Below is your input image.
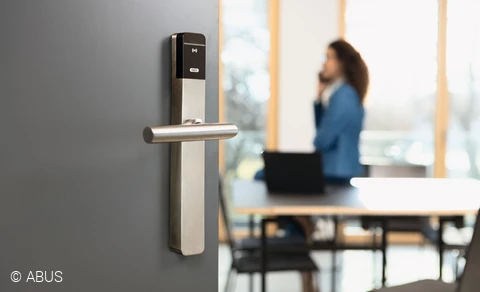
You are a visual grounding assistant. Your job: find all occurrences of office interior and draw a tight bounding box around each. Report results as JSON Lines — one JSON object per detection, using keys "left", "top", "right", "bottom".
{"left": 218, "top": 0, "right": 480, "bottom": 291}
{"left": 2, "top": 0, "right": 480, "bottom": 291}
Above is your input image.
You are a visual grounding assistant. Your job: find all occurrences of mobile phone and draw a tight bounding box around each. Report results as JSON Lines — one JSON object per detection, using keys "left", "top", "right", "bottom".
{"left": 318, "top": 71, "right": 328, "bottom": 83}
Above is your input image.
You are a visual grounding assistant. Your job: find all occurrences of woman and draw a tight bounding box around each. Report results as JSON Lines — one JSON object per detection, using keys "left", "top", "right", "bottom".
{"left": 254, "top": 39, "right": 369, "bottom": 238}
{"left": 256, "top": 39, "right": 368, "bottom": 184}
{"left": 313, "top": 39, "right": 368, "bottom": 183}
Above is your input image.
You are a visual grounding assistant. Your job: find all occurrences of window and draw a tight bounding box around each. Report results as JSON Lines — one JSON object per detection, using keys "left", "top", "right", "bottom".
{"left": 345, "top": 0, "right": 438, "bottom": 171}
{"left": 446, "top": 0, "right": 480, "bottom": 178}
{"left": 221, "top": 0, "right": 270, "bottom": 186}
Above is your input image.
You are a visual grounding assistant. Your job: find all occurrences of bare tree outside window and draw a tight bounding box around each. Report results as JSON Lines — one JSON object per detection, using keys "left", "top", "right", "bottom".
{"left": 221, "top": 0, "right": 270, "bottom": 213}
{"left": 447, "top": 0, "right": 480, "bottom": 178}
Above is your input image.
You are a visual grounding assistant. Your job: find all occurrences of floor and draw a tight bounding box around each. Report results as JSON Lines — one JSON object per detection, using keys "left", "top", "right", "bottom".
{"left": 218, "top": 244, "right": 460, "bottom": 292}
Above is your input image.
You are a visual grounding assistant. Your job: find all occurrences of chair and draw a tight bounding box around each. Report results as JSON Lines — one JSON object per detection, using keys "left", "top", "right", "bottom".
{"left": 361, "top": 165, "right": 433, "bottom": 233}
{"left": 370, "top": 209, "right": 480, "bottom": 292}
{"left": 219, "top": 179, "right": 319, "bottom": 292}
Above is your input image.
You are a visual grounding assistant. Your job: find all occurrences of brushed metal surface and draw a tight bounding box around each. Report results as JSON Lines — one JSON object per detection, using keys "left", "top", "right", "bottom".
{"left": 148, "top": 34, "right": 238, "bottom": 255}
{"left": 170, "top": 34, "right": 207, "bottom": 255}
{"left": 143, "top": 123, "right": 238, "bottom": 143}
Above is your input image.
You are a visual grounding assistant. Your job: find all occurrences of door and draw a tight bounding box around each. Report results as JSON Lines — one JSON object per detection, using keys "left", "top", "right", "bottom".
{"left": 0, "top": 1, "right": 219, "bottom": 291}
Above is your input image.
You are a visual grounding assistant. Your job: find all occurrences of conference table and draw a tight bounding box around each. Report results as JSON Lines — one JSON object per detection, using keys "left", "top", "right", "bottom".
{"left": 232, "top": 177, "right": 480, "bottom": 291}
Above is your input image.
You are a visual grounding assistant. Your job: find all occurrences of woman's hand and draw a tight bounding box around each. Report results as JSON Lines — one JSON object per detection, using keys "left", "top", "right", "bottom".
{"left": 317, "top": 81, "right": 327, "bottom": 100}
{"left": 316, "top": 71, "right": 328, "bottom": 101}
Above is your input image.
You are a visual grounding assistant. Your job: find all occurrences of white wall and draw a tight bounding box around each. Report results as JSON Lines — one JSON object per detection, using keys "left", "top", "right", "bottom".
{"left": 278, "top": 0, "right": 339, "bottom": 151}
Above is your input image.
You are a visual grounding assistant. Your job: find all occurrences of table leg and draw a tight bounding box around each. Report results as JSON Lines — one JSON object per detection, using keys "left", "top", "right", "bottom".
{"left": 249, "top": 273, "right": 253, "bottom": 292}
{"left": 372, "top": 222, "right": 378, "bottom": 288}
{"left": 261, "top": 218, "right": 268, "bottom": 292}
{"left": 438, "top": 217, "right": 444, "bottom": 281}
{"left": 249, "top": 215, "right": 254, "bottom": 237}
{"left": 381, "top": 219, "right": 387, "bottom": 286}
{"left": 332, "top": 217, "right": 338, "bottom": 292}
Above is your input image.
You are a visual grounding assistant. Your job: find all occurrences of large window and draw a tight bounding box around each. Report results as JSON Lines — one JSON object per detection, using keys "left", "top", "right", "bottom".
{"left": 221, "top": 0, "right": 270, "bottom": 186}
{"left": 345, "top": 0, "right": 438, "bottom": 171}
{"left": 446, "top": 0, "right": 480, "bottom": 178}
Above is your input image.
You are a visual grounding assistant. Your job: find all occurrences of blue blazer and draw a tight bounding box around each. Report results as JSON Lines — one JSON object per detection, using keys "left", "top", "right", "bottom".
{"left": 314, "top": 83, "right": 364, "bottom": 179}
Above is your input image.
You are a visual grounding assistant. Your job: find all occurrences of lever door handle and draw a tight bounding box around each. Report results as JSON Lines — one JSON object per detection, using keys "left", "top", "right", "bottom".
{"left": 143, "top": 119, "right": 238, "bottom": 143}
{"left": 142, "top": 117, "right": 238, "bottom": 257}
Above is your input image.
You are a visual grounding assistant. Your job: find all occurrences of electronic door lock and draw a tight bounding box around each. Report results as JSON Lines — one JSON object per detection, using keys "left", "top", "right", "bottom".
{"left": 143, "top": 32, "right": 238, "bottom": 256}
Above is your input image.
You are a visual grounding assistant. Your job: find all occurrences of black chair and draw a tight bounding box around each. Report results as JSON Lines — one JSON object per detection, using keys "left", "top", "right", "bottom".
{"left": 360, "top": 165, "right": 436, "bottom": 235}
{"left": 219, "top": 179, "right": 319, "bottom": 292}
{"left": 370, "top": 210, "right": 480, "bottom": 292}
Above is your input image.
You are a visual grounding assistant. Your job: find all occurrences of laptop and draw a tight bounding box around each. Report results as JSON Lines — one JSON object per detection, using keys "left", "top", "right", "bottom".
{"left": 374, "top": 210, "right": 480, "bottom": 292}
{"left": 262, "top": 151, "right": 325, "bottom": 194}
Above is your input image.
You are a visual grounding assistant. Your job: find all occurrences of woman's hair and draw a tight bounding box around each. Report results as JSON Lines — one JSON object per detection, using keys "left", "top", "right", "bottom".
{"left": 328, "top": 39, "right": 369, "bottom": 103}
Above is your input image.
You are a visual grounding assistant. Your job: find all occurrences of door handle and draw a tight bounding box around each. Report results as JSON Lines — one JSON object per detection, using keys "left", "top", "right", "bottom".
{"left": 143, "top": 32, "right": 238, "bottom": 256}
{"left": 143, "top": 119, "right": 238, "bottom": 143}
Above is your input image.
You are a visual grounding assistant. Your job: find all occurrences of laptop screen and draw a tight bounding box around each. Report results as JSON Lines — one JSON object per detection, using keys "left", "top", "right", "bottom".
{"left": 262, "top": 151, "right": 325, "bottom": 194}
{"left": 458, "top": 211, "right": 480, "bottom": 292}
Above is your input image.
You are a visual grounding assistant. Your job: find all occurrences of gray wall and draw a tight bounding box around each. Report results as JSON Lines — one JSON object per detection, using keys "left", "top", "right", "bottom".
{"left": 0, "top": 1, "right": 219, "bottom": 291}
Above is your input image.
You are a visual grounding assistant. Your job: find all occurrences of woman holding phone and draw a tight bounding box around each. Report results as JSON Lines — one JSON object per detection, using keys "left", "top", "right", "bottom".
{"left": 313, "top": 39, "right": 369, "bottom": 183}
{"left": 252, "top": 40, "right": 369, "bottom": 291}
{"left": 255, "top": 39, "right": 369, "bottom": 185}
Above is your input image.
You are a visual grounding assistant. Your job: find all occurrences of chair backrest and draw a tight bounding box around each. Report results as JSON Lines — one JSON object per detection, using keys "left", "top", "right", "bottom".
{"left": 218, "top": 177, "right": 236, "bottom": 259}
{"left": 367, "top": 165, "right": 427, "bottom": 178}
{"left": 458, "top": 209, "right": 480, "bottom": 292}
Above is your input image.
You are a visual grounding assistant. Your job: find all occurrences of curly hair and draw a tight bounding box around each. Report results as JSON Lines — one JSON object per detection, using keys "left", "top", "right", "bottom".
{"left": 328, "top": 39, "right": 369, "bottom": 103}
